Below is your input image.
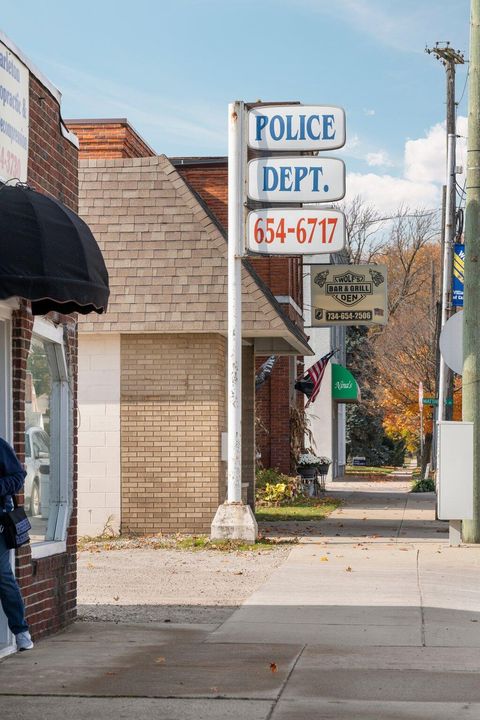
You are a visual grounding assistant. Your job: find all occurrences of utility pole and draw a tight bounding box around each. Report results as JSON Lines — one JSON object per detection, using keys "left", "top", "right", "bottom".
{"left": 463, "top": 1, "right": 480, "bottom": 543}
{"left": 425, "top": 45, "right": 464, "bottom": 418}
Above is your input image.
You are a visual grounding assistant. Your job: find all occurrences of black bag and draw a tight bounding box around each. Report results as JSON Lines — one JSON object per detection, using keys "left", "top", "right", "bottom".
{"left": 1, "top": 496, "right": 31, "bottom": 549}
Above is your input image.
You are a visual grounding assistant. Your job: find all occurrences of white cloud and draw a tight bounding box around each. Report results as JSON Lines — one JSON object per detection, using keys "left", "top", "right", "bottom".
{"left": 363, "top": 108, "right": 376, "bottom": 117}
{"left": 366, "top": 151, "right": 393, "bottom": 167}
{"left": 405, "top": 116, "right": 467, "bottom": 183}
{"left": 345, "top": 116, "right": 467, "bottom": 213}
{"left": 346, "top": 172, "right": 440, "bottom": 214}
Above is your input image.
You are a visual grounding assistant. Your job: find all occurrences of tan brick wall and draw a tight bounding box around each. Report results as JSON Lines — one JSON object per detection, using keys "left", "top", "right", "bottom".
{"left": 120, "top": 333, "right": 227, "bottom": 533}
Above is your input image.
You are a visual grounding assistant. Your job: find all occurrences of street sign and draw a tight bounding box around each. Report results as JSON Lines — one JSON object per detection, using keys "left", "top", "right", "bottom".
{"left": 439, "top": 310, "right": 463, "bottom": 374}
{"left": 310, "top": 264, "right": 388, "bottom": 326}
{"left": 248, "top": 105, "right": 346, "bottom": 151}
{"left": 246, "top": 208, "right": 345, "bottom": 255}
{"left": 247, "top": 157, "right": 345, "bottom": 203}
{"left": 423, "top": 397, "right": 438, "bottom": 406}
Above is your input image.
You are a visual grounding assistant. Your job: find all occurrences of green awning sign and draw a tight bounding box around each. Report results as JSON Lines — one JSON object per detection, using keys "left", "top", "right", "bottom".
{"left": 331, "top": 363, "right": 361, "bottom": 403}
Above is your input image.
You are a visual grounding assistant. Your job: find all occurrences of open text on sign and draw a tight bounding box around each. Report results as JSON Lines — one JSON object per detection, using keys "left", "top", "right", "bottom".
{"left": 248, "top": 157, "right": 345, "bottom": 203}
{"left": 248, "top": 105, "right": 345, "bottom": 151}
{"left": 246, "top": 208, "right": 345, "bottom": 255}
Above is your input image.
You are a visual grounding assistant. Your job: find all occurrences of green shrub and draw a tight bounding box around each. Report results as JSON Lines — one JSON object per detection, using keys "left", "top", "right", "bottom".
{"left": 256, "top": 468, "right": 300, "bottom": 505}
{"left": 411, "top": 477, "right": 436, "bottom": 493}
{"left": 256, "top": 467, "right": 292, "bottom": 489}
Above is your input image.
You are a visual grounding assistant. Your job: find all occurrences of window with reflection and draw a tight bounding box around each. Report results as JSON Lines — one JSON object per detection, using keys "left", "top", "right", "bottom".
{"left": 25, "top": 326, "right": 70, "bottom": 544}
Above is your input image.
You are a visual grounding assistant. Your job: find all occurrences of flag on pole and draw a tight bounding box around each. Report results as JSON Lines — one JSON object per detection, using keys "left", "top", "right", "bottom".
{"left": 295, "top": 350, "right": 336, "bottom": 407}
{"left": 255, "top": 355, "right": 277, "bottom": 390}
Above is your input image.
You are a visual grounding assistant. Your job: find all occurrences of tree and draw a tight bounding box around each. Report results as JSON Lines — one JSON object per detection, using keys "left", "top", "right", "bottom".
{"left": 346, "top": 326, "right": 402, "bottom": 465}
{"left": 339, "top": 199, "right": 442, "bottom": 467}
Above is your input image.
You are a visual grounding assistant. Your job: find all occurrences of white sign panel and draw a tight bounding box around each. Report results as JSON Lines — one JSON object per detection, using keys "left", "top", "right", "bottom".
{"left": 248, "top": 157, "right": 345, "bottom": 203}
{"left": 248, "top": 105, "right": 345, "bottom": 151}
{"left": 438, "top": 421, "right": 473, "bottom": 520}
{"left": 246, "top": 208, "right": 345, "bottom": 255}
{"left": 0, "top": 41, "right": 29, "bottom": 182}
{"left": 311, "top": 264, "right": 388, "bottom": 326}
{"left": 440, "top": 310, "right": 463, "bottom": 375}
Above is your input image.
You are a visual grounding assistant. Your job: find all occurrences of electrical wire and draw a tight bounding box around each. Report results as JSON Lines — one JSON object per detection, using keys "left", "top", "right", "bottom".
{"left": 456, "top": 64, "right": 470, "bottom": 117}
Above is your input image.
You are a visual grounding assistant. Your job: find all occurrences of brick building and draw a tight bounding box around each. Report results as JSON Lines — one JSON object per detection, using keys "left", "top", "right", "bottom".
{"left": 0, "top": 33, "right": 108, "bottom": 655}
{"left": 171, "top": 157, "right": 305, "bottom": 474}
{"left": 66, "top": 120, "right": 313, "bottom": 536}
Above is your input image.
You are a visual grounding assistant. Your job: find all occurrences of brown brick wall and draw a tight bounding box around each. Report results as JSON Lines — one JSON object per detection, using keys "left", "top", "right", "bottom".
{"left": 120, "top": 333, "right": 227, "bottom": 534}
{"left": 177, "top": 164, "right": 228, "bottom": 229}
{"left": 7, "top": 62, "right": 80, "bottom": 640}
{"left": 66, "top": 120, "right": 155, "bottom": 160}
{"left": 255, "top": 356, "right": 294, "bottom": 474}
{"left": 28, "top": 75, "right": 78, "bottom": 211}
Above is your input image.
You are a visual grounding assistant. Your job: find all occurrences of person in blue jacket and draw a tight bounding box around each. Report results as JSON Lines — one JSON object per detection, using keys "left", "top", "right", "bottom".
{"left": 0, "top": 437, "right": 33, "bottom": 651}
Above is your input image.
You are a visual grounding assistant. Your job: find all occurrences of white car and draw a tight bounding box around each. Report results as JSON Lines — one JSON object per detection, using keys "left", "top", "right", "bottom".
{"left": 24, "top": 427, "right": 50, "bottom": 516}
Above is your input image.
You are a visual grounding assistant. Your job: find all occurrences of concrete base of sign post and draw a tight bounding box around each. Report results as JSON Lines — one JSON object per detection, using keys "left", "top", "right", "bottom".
{"left": 210, "top": 502, "right": 258, "bottom": 543}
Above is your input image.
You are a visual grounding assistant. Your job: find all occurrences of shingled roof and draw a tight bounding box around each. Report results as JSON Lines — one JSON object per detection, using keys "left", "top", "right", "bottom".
{"left": 77, "top": 154, "right": 313, "bottom": 356}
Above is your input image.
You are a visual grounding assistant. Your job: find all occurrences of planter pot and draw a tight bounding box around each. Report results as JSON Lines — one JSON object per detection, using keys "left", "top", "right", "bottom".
{"left": 297, "top": 465, "right": 317, "bottom": 480}
{"left": 317, "top": 463, "right": 330, "bottom": 476}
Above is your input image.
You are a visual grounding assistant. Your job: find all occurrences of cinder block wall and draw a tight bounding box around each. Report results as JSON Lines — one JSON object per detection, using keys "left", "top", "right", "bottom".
{"left": 120, "top": 333, "right": 227, "bottom": 533}
{"left": 77, "top": 334, "right": 121, "bottom": 537}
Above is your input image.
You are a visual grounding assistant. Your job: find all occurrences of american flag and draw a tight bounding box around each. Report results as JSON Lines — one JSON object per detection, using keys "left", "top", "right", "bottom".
{"left": 297, "top": 350, "right": 336, "bottom": 408}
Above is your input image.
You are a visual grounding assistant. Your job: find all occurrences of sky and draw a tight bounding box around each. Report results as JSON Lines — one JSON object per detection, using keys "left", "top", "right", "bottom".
{"left": 0, "top": 0, "right": 472, "bottom": 213}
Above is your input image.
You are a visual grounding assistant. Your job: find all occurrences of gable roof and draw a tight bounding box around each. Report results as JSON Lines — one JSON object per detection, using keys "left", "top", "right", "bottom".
{"left": 77, "top": 154, "right": 313, "bottom": 356}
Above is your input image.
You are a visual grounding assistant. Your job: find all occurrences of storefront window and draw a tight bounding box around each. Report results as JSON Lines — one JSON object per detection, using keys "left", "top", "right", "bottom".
{"left": 25, "top": 321, "right": 70, "bottom": 545}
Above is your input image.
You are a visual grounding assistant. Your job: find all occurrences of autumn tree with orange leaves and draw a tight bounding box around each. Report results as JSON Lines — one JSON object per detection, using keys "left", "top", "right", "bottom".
{"left": 342, "top": 200, "right": 443, "bottom": 466}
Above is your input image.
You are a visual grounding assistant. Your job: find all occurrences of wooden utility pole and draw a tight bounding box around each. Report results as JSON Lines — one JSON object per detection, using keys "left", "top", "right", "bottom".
{"left": 426, "top": 43, "right": 464, "bottom": 422}
{"left": 463, "top": 0, "right": 480, "bottom": 543}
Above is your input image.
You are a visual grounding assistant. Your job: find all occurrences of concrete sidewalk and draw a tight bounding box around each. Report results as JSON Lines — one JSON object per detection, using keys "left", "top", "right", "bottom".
{"left": 2, "top": 481, "right": 480, "bottom": 719}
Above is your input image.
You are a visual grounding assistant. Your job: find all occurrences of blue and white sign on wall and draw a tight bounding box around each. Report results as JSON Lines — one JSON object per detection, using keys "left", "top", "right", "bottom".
{"left": 247, "top": 156, "right": 345, "bottom": 203}
{"left": 248, "top": 105, "right": 345, "bottom": 151}
{"left": 453, "top": 243, "right": 465, "bottom": 307}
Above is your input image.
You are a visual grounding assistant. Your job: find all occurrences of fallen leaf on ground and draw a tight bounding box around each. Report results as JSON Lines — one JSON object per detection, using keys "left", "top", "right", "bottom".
{"left": 270, "top": 662, "right": 278, "bottom": 673}
{"left": 155, "top": 657, "right": 166, "bottom": 664}
{"left": 113, "top": 595, "right": 120, "bottom": 601}
{"left": 346, "top": 566, "right": 352, "bottom": 572}
{"left": 320, "top": 556, "right": 329, "bottom": 562}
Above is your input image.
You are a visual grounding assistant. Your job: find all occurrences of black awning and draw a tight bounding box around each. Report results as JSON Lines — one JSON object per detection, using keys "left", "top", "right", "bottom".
{"left": 0, "top": 184, "right": 109, "bottom": 315}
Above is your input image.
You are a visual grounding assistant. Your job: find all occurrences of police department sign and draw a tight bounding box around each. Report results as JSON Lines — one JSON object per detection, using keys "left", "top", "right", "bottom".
{"left": 248, "top": 105, "right": 345, "bottom": 151}
{"left": 248, "top": 156, "right": 345, "bottom": 203}
{"left": 311, "top": 264, "right": 388, "bottom": 327}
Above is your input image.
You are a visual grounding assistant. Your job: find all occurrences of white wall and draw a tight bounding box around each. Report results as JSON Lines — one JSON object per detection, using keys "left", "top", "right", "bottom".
{"left": 78, "top": 334, "right": 121, "bottom": 537}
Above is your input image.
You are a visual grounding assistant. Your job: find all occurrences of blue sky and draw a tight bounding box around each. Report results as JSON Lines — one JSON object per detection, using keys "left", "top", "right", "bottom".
{"left": 0, "top": 0, "right": 472, "bottom": 210}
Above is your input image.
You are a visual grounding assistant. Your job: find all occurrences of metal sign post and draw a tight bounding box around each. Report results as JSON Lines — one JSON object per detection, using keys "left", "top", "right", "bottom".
{"left": 227, "top": 100, "right": 245, "bottom": 504}
{"left": 211, "top": 101, "right": 258, "bottom": 542}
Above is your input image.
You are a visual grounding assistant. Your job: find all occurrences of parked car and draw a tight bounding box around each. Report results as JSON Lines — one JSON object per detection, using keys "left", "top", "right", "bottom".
{"left": 24, "top": 426, "right": 50, "bottom": 516}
